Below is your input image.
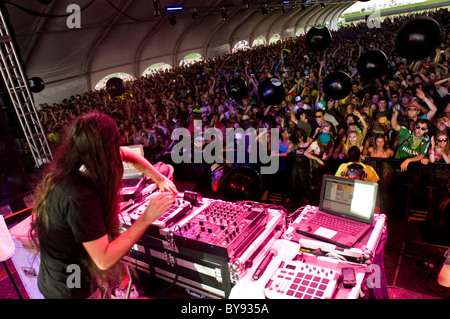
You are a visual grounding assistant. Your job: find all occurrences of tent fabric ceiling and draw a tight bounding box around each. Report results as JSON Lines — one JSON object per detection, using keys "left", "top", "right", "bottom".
{"left": 4, "top": 0, "right": 356, "bottom": 105}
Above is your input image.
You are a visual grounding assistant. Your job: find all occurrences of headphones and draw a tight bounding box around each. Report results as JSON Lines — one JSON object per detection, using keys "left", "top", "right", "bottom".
{"left": 342, "top": 163, "right": 367, "bottom": 179}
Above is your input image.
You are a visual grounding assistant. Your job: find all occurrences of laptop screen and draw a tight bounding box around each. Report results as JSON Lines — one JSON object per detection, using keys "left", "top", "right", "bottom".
{"left": 120, "top": 145, "right": 144, "bottom": 179}
{"left": 319, "top": 175, "right": 377, "bottom": 223}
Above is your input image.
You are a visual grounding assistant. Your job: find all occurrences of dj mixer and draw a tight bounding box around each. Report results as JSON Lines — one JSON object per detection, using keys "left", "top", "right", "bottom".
{"left": 174, "top": 200, "right": 269, "bottom": 259}
{"left": 120, "top": 195, "right": 286, "bottom": 298}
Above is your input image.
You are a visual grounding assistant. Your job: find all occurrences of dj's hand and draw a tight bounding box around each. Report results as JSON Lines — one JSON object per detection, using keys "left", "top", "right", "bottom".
{"left": 157, "top": 177, "right": 178, "bottom": 195}
{"left": 143, "top": 192, "right": 176, "bottom": 225}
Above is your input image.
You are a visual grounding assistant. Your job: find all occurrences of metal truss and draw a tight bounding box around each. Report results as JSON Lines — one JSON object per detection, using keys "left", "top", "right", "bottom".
{"left": 0, "top": 8, "right": 52, "bottom": 167}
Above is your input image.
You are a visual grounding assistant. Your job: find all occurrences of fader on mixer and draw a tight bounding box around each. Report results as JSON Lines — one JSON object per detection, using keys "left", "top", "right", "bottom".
{"left": 174, "top": 200, "right": 268, "bottom": 259}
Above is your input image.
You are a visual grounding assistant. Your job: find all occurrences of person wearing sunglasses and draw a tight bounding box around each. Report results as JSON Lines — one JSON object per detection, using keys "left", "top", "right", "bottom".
{"left": 312, "top": 109, "right": 327, "bottom": 132}
{"left": 391, "top": 107, "right": 431, "bottom": 172}
{"left": 405, "top": 88, "right": 438, "bottom": 123}
{"left": 428, "top": 133, "right": 450, "bottom": 164}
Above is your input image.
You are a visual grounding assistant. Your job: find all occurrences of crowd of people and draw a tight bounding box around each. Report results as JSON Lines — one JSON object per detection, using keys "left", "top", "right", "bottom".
{"left": 37, "top": 9, "right": 450, "bottom": 225}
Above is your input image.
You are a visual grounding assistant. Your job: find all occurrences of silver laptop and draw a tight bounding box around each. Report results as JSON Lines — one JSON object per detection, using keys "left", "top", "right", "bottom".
{"left": 120, "top": 145, "right": 145, "bottom": 197}
{"left": 295, "top": 174, "right": 378, "bottom": 249}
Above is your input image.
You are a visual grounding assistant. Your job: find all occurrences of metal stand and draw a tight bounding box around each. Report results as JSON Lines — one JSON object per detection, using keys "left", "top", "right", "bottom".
{"left": 1, "top": 260, "right": 22, "bottom": 299}
{"left": 0, "top": 5, "right": 52, "bottom": 167}
{"left": 125, "top": 263, "right": 133, "bottom": 299}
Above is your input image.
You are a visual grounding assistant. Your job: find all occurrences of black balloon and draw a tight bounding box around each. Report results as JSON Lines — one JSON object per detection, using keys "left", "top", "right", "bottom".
{"left": 305, "top": 26, "right": 332, "bottom": 52}
{"left": 258, "top": 77, "right": 285, "bottom": 105}
{"left": 395, "top": 17, "right": 442, "bottom": 60}
{"left": 29, "top": 77, "right": 45, "bottom": 93}
{"left": 357, "top": 49, "right": 389, "bottom": 79}
{"left": 322, "top": 71, "right": 352, "bottom": 100}
{"left": 225, "top": 78, "right": 247, "bottom": 100}
{"left": 106, "top": 77, "right": 125, "bottom": 96}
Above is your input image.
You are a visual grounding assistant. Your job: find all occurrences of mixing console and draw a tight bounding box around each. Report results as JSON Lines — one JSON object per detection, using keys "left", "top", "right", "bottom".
{"left": 175, "top": 200, "right": 268, "bottom": 259}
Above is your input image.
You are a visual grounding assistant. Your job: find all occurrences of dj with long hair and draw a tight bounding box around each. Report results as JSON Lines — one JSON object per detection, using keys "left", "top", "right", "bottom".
{"left": 30, "top": 111, "right": 177, "bottom": 299}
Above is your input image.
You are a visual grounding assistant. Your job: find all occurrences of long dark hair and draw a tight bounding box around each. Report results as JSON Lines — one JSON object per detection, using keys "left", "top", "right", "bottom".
{"left": 30, "top": 110, "right": 123, "bottom": 264}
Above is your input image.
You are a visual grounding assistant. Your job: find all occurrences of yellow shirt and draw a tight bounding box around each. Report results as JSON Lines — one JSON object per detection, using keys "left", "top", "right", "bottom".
{"left": 335, "top": 161, "right": 379, "bottom": 183}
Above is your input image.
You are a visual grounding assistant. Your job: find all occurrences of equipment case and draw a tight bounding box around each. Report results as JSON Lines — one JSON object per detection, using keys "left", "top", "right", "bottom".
{"left": 120, "top": 198, "right": 286, "bottom": 298}
{"left": 283, "top": 205, "right": 387, "bottom": 264}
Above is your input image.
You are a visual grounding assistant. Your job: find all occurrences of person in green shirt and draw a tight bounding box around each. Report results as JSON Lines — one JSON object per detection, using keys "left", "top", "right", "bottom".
{"left": 391, "top": 106, "right": 430, "bottom": 172}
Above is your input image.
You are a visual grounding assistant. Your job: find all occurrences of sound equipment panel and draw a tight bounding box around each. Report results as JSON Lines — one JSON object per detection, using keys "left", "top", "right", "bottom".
{"left": 174, "top": 200, "right": 268, "bottom": 259}
{"left": 119, "top": 194, "right": 286, "bottom": 298}
{"left": 116, "top": 178, "right": 388, "bottom": 300}
{"left": 263, "top": 260, "right": 340, "bottom": 299}
{"left": 128, "top": 194, "right": 193, "bottom": 229}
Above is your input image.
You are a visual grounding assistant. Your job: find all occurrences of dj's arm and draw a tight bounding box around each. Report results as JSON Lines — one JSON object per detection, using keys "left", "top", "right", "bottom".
{"left": 120, "top": 146, "right": 177, "bottom": 194}
{"left": 83, "top": 192, "right": 175, "bottom": 271}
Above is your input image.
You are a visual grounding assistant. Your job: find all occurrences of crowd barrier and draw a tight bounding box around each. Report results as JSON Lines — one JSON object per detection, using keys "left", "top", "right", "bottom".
{"left": 164, "top": 151, "right": 450, "bottom": 227}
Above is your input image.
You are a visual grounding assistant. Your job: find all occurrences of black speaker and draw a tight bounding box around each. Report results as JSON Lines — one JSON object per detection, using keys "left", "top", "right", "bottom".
{"left": 222, "top": 166, "right": 263, "bottom": 201}
{"left": 0, "top": 106, "right": 28, "bottom": 204}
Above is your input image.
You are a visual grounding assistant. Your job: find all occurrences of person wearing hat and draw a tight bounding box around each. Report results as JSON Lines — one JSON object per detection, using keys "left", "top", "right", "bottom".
{"left": 399, "top": 93, "right": 412, "bottom": 111}
{"left": 377, "top": 116, "right": 391, "bottom": 127}
{"left": 292, "top": 95, "right": 303, "bottom": 114}
{"left": 285, "top": 92, "right": 296, "bottom": 107}
{"left": 405, "top": 88, "right": 437, "bottom": 122}
{"left": 315, "top": 100, "right": 326, "bottom": 111}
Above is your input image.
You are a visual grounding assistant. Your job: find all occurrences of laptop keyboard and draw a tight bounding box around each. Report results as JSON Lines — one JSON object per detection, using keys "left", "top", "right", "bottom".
{"left": 309, "top": 213, "right": 363, "bottom": 236}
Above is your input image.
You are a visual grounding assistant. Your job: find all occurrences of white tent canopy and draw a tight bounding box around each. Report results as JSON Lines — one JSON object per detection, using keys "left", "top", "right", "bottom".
{"left": 5, "top": 0, "right": 356, "bottom": 105}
